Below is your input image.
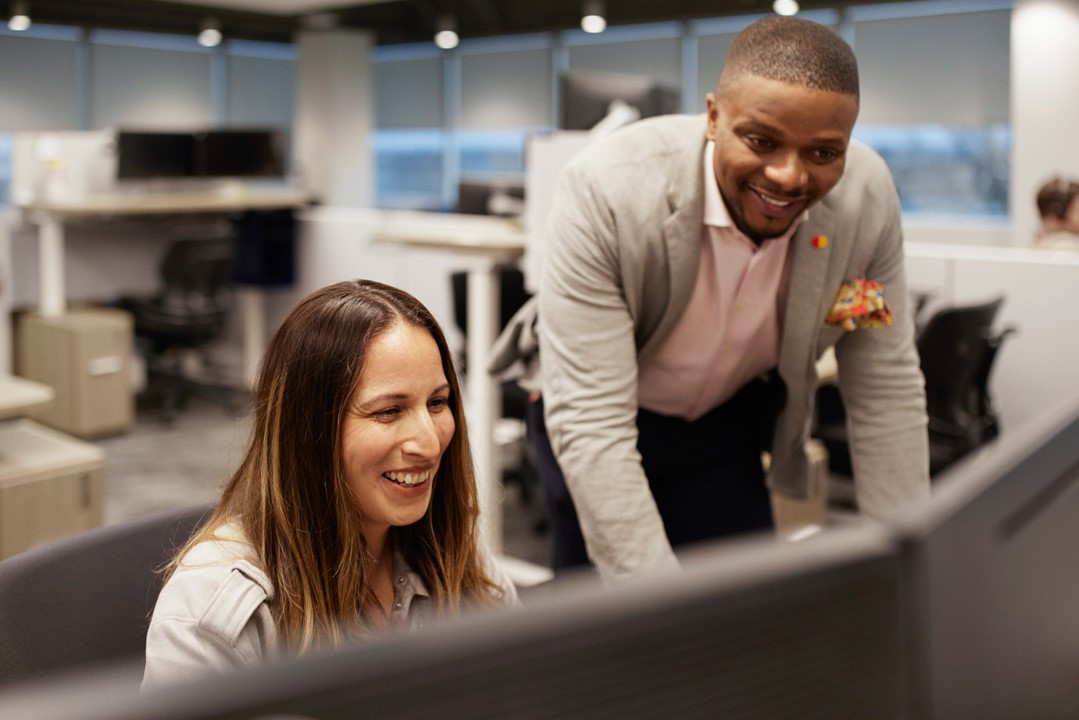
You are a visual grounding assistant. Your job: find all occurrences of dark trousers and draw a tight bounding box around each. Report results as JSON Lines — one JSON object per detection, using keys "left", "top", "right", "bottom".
{"left": 527, "top": 373, "right": 786, "bottom": 572}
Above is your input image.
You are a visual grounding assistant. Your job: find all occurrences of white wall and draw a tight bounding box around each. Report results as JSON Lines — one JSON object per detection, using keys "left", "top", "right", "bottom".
{"left": 902, "top": 218, "right": 1012, "bottom": 247}
{"left": 294, "top": 29, "right": 374, "bottom": 208}
{"left": 1011, "top": 0, "right": 1079, "bottom": 244}
{"left": 905, "top": 243, "right": 1079, "bottom": 435}
{"left": 290, "top": 207, "right": 463, "bottom": 353}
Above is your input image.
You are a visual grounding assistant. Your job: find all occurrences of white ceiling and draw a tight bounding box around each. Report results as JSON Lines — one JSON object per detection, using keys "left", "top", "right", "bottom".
{"left": 167, "top": 0, "right": 391, "bottom": 16}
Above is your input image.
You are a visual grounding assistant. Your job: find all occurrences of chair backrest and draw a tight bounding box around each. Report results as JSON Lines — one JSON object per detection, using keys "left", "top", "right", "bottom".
{"left": 0, "top": 503, "right": 213, "bottom": 688}
{"left": 159, "top": 237, "right": 235, "bottom": 314}
{"left": 917, "top": 296, "right": 1004, "bottom": 435}
{"left": 450, "top": 264, "right": 532, "bottom": 339}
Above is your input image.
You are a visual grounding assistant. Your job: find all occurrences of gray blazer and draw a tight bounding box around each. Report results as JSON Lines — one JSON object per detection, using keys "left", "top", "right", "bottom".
{"left": 494, "top": 114, "right": 929, "bottom": 580}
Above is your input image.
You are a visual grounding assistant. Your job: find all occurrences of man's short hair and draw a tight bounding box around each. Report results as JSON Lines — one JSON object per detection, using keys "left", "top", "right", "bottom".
{"left": 1036, "top": 177, "right": 1079, "bottom": 220}
{"left": 720, "top": 16, "right": 859, "bottom": 100}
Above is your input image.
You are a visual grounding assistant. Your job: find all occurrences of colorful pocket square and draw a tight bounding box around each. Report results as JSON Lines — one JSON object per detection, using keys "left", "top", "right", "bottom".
{"left": 826, "top": 279, "right": 894, "bottom": 331}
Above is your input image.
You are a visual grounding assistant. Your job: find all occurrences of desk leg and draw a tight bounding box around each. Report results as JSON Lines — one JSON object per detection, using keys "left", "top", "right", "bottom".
{"left": 39, "top": 215, "right": 66, "bottom": 318}
{"left": 238, "top": 287, "right": 267, "bottom": 390}
{"left": 466, "top": 266, "right": 502, "bottom": 554}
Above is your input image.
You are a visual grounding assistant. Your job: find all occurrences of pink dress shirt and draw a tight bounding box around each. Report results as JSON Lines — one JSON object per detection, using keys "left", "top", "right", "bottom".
{"left": 637, "top": 141, "right": 804, "bottom": 421}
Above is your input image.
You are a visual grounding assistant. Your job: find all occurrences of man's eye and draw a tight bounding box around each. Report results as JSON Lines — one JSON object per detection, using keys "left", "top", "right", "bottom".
{"left": 746, "top": 135, "right": 773, "bottom": 150}
{"left": 812, "top": 148, "right": 840, "bottom": 162}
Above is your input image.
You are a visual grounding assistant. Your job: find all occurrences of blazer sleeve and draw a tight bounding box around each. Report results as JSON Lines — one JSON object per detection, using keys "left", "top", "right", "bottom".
{"left": 833, "top": 160, "right": 931, "bottom": 520}
{"left": 538, "top": 158, "right": 679, "bottom": 581}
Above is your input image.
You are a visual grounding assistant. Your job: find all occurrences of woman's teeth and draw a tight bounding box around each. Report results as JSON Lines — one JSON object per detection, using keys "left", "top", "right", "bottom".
{"left": 385, "top": 471, "right": 428, "bottom": 486}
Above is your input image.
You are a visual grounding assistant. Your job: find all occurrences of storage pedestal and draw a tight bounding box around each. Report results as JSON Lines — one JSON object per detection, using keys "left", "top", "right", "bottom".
{"left": 16, "top": 309, "right": 134, "bottom": 438}
{"left": 0, "top": 419, "right": 105, "bottom": 559}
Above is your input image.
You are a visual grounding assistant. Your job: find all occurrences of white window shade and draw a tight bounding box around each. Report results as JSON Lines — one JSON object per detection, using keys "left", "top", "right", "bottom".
{"left": 227, "top": 56, "right": 295, "bottom": 128}
{"left": 91, "top": 45, "right": 213, "bottom": 129}
{"left": 375, "top": 58, "right": 442, "bottom": 129}
{"left": 0, "top": 36, "right": 78, "bottom": 131}
{"left": 695, "top": 34, "right": 736, "bottom": 113}
{"left": 855, "top": 10, "right": 1010, "bottom": 126}
{"left": 568, "top": 37, "right": 682, "bottom": 90}
{"left": 459, "top": 48, "right": 551, "bottom": 130}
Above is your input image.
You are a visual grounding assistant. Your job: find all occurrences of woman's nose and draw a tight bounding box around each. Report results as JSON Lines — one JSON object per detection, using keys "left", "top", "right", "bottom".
{"left": 402, "top": 410, "right": 441, "bottom": 457}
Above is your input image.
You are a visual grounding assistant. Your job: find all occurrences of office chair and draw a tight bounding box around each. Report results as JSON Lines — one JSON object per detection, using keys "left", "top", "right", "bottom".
{"left": 814, "top": 296, "right": 1012, "bottom": 480}
{"left": 122, "top": 237, "right": 243, "bottom": 421}
{"left": 918, "top": 296, "right": 1012, "bottom": 474}
{"left": 0, "top": 503, "right": 213, "bottom": 689}
{"left": 450, "top": 266, "right": 541, "bottom": 521}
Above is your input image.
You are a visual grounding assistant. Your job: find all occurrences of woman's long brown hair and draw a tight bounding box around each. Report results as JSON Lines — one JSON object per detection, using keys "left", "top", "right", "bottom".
{"left": 167, "top": 279, "right": 501, "bottom": 653}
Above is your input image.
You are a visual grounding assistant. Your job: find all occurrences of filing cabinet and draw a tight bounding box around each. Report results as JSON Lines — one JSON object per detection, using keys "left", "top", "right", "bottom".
{"left": 0, "top": 419, "right": 105, "bottom": 559}
{"left": 16, "top": 308, "right": 135, "bottom": 438}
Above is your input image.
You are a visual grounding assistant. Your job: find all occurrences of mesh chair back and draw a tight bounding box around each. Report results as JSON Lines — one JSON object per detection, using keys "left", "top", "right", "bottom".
{"left": 917, "top": 296, "right": 1004, "bottom": 441}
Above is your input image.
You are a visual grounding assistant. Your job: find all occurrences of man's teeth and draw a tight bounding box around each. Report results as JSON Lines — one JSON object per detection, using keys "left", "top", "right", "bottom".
{"left": 385, "top": 471, "right": 428, "bottom": 486}
{"left": 757, "top": 192, "right": 792, "bottom": 207}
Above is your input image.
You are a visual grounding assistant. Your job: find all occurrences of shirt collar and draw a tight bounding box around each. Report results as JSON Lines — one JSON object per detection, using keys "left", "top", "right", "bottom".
{"left": 393, "top": 547, "right": 430, "bottom": 599}
{"left": 702, "top": 140, "right": 808, "bottom": 241}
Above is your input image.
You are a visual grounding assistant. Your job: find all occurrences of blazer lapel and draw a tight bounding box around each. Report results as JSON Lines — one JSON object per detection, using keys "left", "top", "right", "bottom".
{"left": 779, "top": 203, "right": 839, "bottom": 386}
{"left": 641, "top": 125, "right": 707, "bottom": 359}
{"left": 660, "top": 198, "right": 703, "bottom": 331}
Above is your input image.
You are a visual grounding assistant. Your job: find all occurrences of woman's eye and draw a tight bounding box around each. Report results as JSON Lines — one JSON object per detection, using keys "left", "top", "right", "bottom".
{"left": 428, "top": 397, "right": 450, "bottom": 412}
{"left": 373, "top": 408, "right": 400, "bottom": 421}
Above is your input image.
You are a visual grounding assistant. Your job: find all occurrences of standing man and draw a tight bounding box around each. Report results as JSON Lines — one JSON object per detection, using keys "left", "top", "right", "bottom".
{"left": 493, "top": 16, "right": 929, "bottom": 581}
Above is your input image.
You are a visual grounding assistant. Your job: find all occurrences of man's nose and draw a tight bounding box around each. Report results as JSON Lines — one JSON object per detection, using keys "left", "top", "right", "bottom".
{"left": 764, "top": 151, "right": 808, "bottom": 191}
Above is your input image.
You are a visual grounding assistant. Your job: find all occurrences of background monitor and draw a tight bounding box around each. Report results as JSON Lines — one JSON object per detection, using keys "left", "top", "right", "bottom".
{"left": 455, "top": 181, "right": 524, "bottom": 217}
{"left": 116, "top": 132, "right": 197, "bottom": 180}
{"left": 200, "top": 129, "right": 285, "bottom": 178}
{"left": 559, "top": 69, "right": 681, "bottom": 131}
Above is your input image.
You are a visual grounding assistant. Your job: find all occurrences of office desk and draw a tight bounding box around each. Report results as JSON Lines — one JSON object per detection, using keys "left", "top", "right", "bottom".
{"left": 0, "top": 375, "right": 54, "bottom": 421}
{"left": 374, "top": 211, "right": 526, "bottom": 555}
{"left": 19, "top": 188, "right": 312, "bottom": 385}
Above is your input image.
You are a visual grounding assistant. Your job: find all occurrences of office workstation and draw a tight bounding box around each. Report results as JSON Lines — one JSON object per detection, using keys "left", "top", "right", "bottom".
{"left": 0, "top": 0, "right": 1078, "bottom": 717}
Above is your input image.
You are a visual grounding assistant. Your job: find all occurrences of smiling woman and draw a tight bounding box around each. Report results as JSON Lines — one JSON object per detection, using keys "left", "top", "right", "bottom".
{"left": 141, "top": 279, "right": 518, "bottom": 689}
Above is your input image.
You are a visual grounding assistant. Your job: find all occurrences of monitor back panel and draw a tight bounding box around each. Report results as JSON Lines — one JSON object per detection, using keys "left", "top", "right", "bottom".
{"left": 902, "top": 401, "right": 1079, "bottom": 719}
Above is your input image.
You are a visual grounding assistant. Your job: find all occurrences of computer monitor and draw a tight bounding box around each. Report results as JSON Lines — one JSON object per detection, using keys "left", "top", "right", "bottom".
{"left": 455, "top": 181, "right": 524, "bottom": 217}
{"left": 0, "top": 527, "right": 906, "bottom": 719}
{"left": 559, "top": 69, "right": 681, "bottom": 131}
{"left": 116, "top": 132, "right": 197, "bottom": 180}
{"left": 200, "top": 129, "right": 286, "bottom": 178}
{"left": 12, "top": 399, "right": 1078, "bottom": 719}
{"left": 898, "top": 395, "right": 1079, "bottom": 719}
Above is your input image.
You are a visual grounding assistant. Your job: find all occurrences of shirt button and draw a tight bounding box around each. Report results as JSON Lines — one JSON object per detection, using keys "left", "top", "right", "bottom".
{"left": 394, "top": 601, "right": 402, "bottom": 609}
{"left": 397, "top": 576, "right": 406, "bottom": 584}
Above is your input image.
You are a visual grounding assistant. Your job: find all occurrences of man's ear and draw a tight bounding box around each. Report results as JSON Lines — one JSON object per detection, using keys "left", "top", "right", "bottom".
{"left": 705, "top": 93, "right": 719, "bottom": 141}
